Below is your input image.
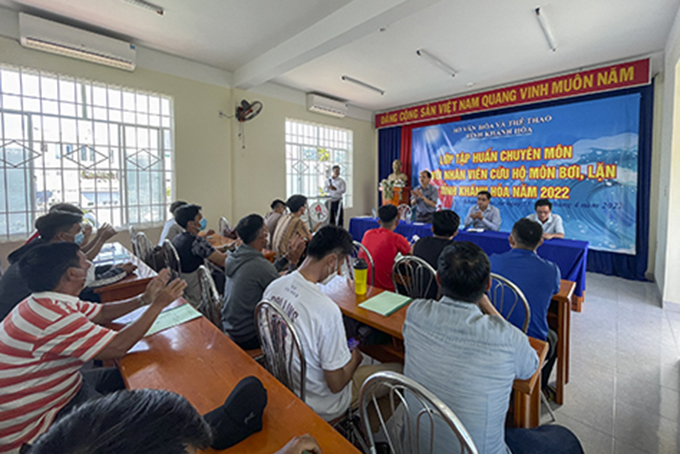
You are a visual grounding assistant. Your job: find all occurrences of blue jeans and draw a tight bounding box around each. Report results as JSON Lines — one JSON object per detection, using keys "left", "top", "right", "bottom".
{"left": 506, "top": 425, "right": 584, "bottom": 454}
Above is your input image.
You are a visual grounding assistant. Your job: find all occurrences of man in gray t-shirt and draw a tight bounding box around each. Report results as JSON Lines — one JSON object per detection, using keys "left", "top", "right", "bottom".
{"left": 403, "top": 242, "right": 583, "bottom": 454}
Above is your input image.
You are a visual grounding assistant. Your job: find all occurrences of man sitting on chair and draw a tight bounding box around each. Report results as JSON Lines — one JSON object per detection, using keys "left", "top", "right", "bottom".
{"left": 271, "top": 195, "right": 315, "bottom": 260}
{"left": 526, "top": 198, "right": 565, "bottom": 240}
{"left": 264, "top": 199, "right": 286, "bottom": 249}
{"left": 489, "top": 218, "right": 561, "bottom": 395}
{"left": 159, "top": 200, "right": 188, "bottom": 245}
{"left": 0, "top": 211, "right": 136, "bottom": 320}
{"left": 221, "top": 214, "right": 305, "bottom": 350}
{"left": 263, "top": 226, "right": 401, "bottom": 422}
{"left": 412, "top": 210, "right": 460, "bottom": 269}
{"left": 464, "top": 190, "right": 501, "bottom": 231}
{"left": 0, "top": 243, "right": 185, "bottom": 453}
{"left": 360, "top": 205, "right": 411, "bottom": 292}
{"left": 172, "top": 204, "right": 229, "bottom": 307}
{"left": 403, "top": 242, "right": 582, "bottom": 454}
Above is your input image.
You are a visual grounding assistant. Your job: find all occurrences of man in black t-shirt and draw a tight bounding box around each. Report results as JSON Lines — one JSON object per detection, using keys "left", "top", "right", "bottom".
{"left": 413, "top": 210, "right": 461, "bottom": 269}
{"left": 412, "top": 210, "right": 460, "bottom": 299}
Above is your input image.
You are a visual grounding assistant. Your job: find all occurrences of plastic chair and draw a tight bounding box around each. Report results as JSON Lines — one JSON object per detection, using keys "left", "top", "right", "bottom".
{"left": 255, "top": 300, "right": 307, "bottom": 402}
{"left": 391, "top": 256, "right": 439, "bottom": 299}
{"left": 397, "top": 204, "right": 412, "bottom": 221}
{"left": 161, "top": 239, "right": 182, "bottom": 280}
{"left": 359, "top": 371, "right": 479, "bottom": 454}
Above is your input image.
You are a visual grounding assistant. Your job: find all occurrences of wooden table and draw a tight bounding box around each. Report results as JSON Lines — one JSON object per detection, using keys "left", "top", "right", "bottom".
{"left": 322, "top": 277, "right": 549, "bottom": 429}
{"left": 94, "top": 242, "right": 156, "bottom": 303}
{"left": 114, "top": 300, "right": 360, "bottom": 454}
{"left": 549, "top": 279, "right": 575, "bottom": 405}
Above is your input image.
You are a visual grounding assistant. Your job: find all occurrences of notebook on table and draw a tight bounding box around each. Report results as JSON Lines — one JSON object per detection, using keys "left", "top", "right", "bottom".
{"left": 358, "top": 291, "right": 412, "bottom": 316}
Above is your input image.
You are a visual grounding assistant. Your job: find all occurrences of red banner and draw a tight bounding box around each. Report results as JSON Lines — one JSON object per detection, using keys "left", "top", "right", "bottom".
{"left": 375, "top": 59, "right": 650, "bottom": 129}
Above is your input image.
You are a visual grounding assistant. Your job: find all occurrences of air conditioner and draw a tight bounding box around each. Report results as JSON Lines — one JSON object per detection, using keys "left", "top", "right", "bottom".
{"left": 306, "top": 94, "right": 348, "bottom": 118}
{"left": 19, "top": 13, "right": 136, "bottom": 71}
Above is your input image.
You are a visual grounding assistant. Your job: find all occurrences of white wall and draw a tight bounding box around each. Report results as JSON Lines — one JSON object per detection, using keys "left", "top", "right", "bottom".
{"left": 655, "top": 5, "right": 680, "bottom": 305}
{"left": 0, "top": 35, "right": 377, "bottom": 269}
{"left": 230, "top": 87, "right": 377, "bottom": 223}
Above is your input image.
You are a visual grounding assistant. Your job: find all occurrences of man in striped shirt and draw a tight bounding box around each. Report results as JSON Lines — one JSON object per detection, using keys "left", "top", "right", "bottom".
{"left": 0, "top": 242, "right": 186, "bottom": 453}
{"left": 271, "top": 195, "right": 315, "bottom": 260}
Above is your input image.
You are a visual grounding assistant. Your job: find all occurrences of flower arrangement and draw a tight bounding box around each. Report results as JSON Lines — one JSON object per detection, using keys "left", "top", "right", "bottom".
{"left": 379, "top": 179, "right": 396, "bottom": 200}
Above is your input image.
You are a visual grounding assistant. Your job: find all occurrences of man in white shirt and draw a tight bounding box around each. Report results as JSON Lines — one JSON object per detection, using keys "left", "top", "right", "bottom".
{"left": 263, "top": 225, "right": 400, "bottom": 421}
{"left": 526, "top": 198, "right": 565, "bottom": 239}
{"left": 159, "top": 200, "right": 187, "bottom": 245}
{"left": 324, "top": 165, "right": 346, "bottom": 227}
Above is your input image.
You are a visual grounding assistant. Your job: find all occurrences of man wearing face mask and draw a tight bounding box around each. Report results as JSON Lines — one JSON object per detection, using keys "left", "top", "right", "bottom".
{"left": 172, "top": 204, "right": 229, "bottom": 307}
{"left": 0, "top": 242, "right": 186, "bottom": 454}
{"left": 0, "top": 212, "right": 134, "bottom": 320}
{"left": 263, "top": 226, "right": 402, "bottom": 421}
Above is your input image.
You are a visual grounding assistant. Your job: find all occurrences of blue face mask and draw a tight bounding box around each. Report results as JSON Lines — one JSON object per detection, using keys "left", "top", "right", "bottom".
{"left": 74, "top": 232, "right": 85, "bottom": 245}
{"left": 199, "top": 218, "right": 208, "bottom": 231}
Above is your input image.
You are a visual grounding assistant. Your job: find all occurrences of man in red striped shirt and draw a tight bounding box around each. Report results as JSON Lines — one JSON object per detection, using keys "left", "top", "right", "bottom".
{"left": 0, "top": 242, "right": 186, "bottom": 453}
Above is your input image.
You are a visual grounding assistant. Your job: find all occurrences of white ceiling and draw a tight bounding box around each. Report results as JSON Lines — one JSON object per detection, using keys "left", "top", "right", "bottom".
{"left": 0, "top": 0, "right": 678, "bottom": 113}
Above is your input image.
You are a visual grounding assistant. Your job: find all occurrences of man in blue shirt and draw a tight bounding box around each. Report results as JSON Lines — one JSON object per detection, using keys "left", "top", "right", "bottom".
{"left": 403, "top": 242, "right": 581, "bottom": 454}
{"left": 490, "top": 218, "right": 561, "bottom": 393}
{"left": 464, "top": 190, "right": 502, "bottom": 231}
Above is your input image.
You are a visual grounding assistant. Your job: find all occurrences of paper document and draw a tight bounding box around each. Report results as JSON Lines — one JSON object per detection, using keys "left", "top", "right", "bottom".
{"left": 145, "top": 303, "right": 202, "bottom": 337}
{"left": 359, "top": 291, "right": 412, "bottom": 316}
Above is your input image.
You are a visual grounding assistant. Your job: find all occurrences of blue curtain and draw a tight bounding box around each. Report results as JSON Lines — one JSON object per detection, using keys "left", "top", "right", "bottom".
{"left": 584, "top": 84, "right": 653, "bottom": 280}
{"left": 378, "top": 126, "right": 402, "bottom": 182}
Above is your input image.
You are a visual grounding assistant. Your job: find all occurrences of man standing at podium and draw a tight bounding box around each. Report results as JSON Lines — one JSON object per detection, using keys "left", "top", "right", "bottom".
{"left": 411, "top": 170, "right": 438, "bottom": 223}
{"left": 325, "top": 165, "right": 346, "bottom": 227}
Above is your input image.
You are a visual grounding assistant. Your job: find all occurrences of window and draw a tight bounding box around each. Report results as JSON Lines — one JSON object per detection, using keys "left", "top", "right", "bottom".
{"left": 0, "top": 65, "right": 174, "bottom": 240}
{"left": 285, "top": 119, "right": 352, "bottom": 208}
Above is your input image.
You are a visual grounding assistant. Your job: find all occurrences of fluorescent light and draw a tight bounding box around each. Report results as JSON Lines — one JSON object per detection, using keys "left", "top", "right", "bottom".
{"left": 22, "top": 37, "right": 135, "bottom": 71}
{"left": 120, "top": 0, "right": 164, "bottom": 15}
{"left": 416, "top": 49, "right": 456, "bottom": 78}
{"left": 535, "top": 7, "right": 557, "bottom": 52}
{"left": 341, "top": 75, "right": 385, "bottom": 95}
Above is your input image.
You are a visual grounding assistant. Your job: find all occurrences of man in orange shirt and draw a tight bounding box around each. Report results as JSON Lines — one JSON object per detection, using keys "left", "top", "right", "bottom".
{"left": 360, "top": 205, "right": 411, "bottom": 291}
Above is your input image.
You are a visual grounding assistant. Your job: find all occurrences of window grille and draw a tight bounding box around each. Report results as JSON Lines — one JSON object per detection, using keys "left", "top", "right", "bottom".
{"left": 0, "top": 65, "right": 174, "bottom": 240}
{"left": 285, "top": 119, "right": 352, "bottom": 208}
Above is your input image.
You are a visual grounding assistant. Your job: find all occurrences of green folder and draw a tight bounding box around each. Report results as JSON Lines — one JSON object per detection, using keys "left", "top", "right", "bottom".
{"left": 145, "top": 303, "right": 202, "bottom": 337}
{"left": 359, "top": 291, "right": 412, "bottom": 316}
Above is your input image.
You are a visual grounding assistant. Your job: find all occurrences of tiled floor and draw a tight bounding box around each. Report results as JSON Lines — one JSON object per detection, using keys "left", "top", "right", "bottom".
{"left": 547, "top": 273, "right": 680, "bottom": 453}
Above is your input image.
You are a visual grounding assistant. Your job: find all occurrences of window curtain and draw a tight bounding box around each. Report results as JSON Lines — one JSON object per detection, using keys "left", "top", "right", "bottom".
{"left": 378, "top": 126, "right": 402, "bottom": 182}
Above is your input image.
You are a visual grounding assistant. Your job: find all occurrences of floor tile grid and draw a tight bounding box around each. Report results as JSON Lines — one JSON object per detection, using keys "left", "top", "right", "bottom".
{"left": 548, "top": 273, "right": 680, "bottom": 454}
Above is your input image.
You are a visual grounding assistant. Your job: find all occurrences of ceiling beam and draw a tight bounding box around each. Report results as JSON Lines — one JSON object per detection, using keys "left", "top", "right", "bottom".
{"left": 233, "top": 0, "right": 442, "bottom": 89}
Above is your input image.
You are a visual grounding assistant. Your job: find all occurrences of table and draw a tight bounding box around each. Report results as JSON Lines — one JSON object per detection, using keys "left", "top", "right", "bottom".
{"left": 114, "top": 300, "right": 360, "bottom": 454}
{"left": 322, "top": 277, "right": 548, "bottom": 429}
{"left": 94, "top": 242, "right": 156, "bottom": 303}
{"left": 205, "top": 233, "right": 276, "bottom": 262}
{"left": 349, "top": 217, "right": 588, "bottom": 311}
{"left": 550, "top": 280, "right": 575, "bottom": 405}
